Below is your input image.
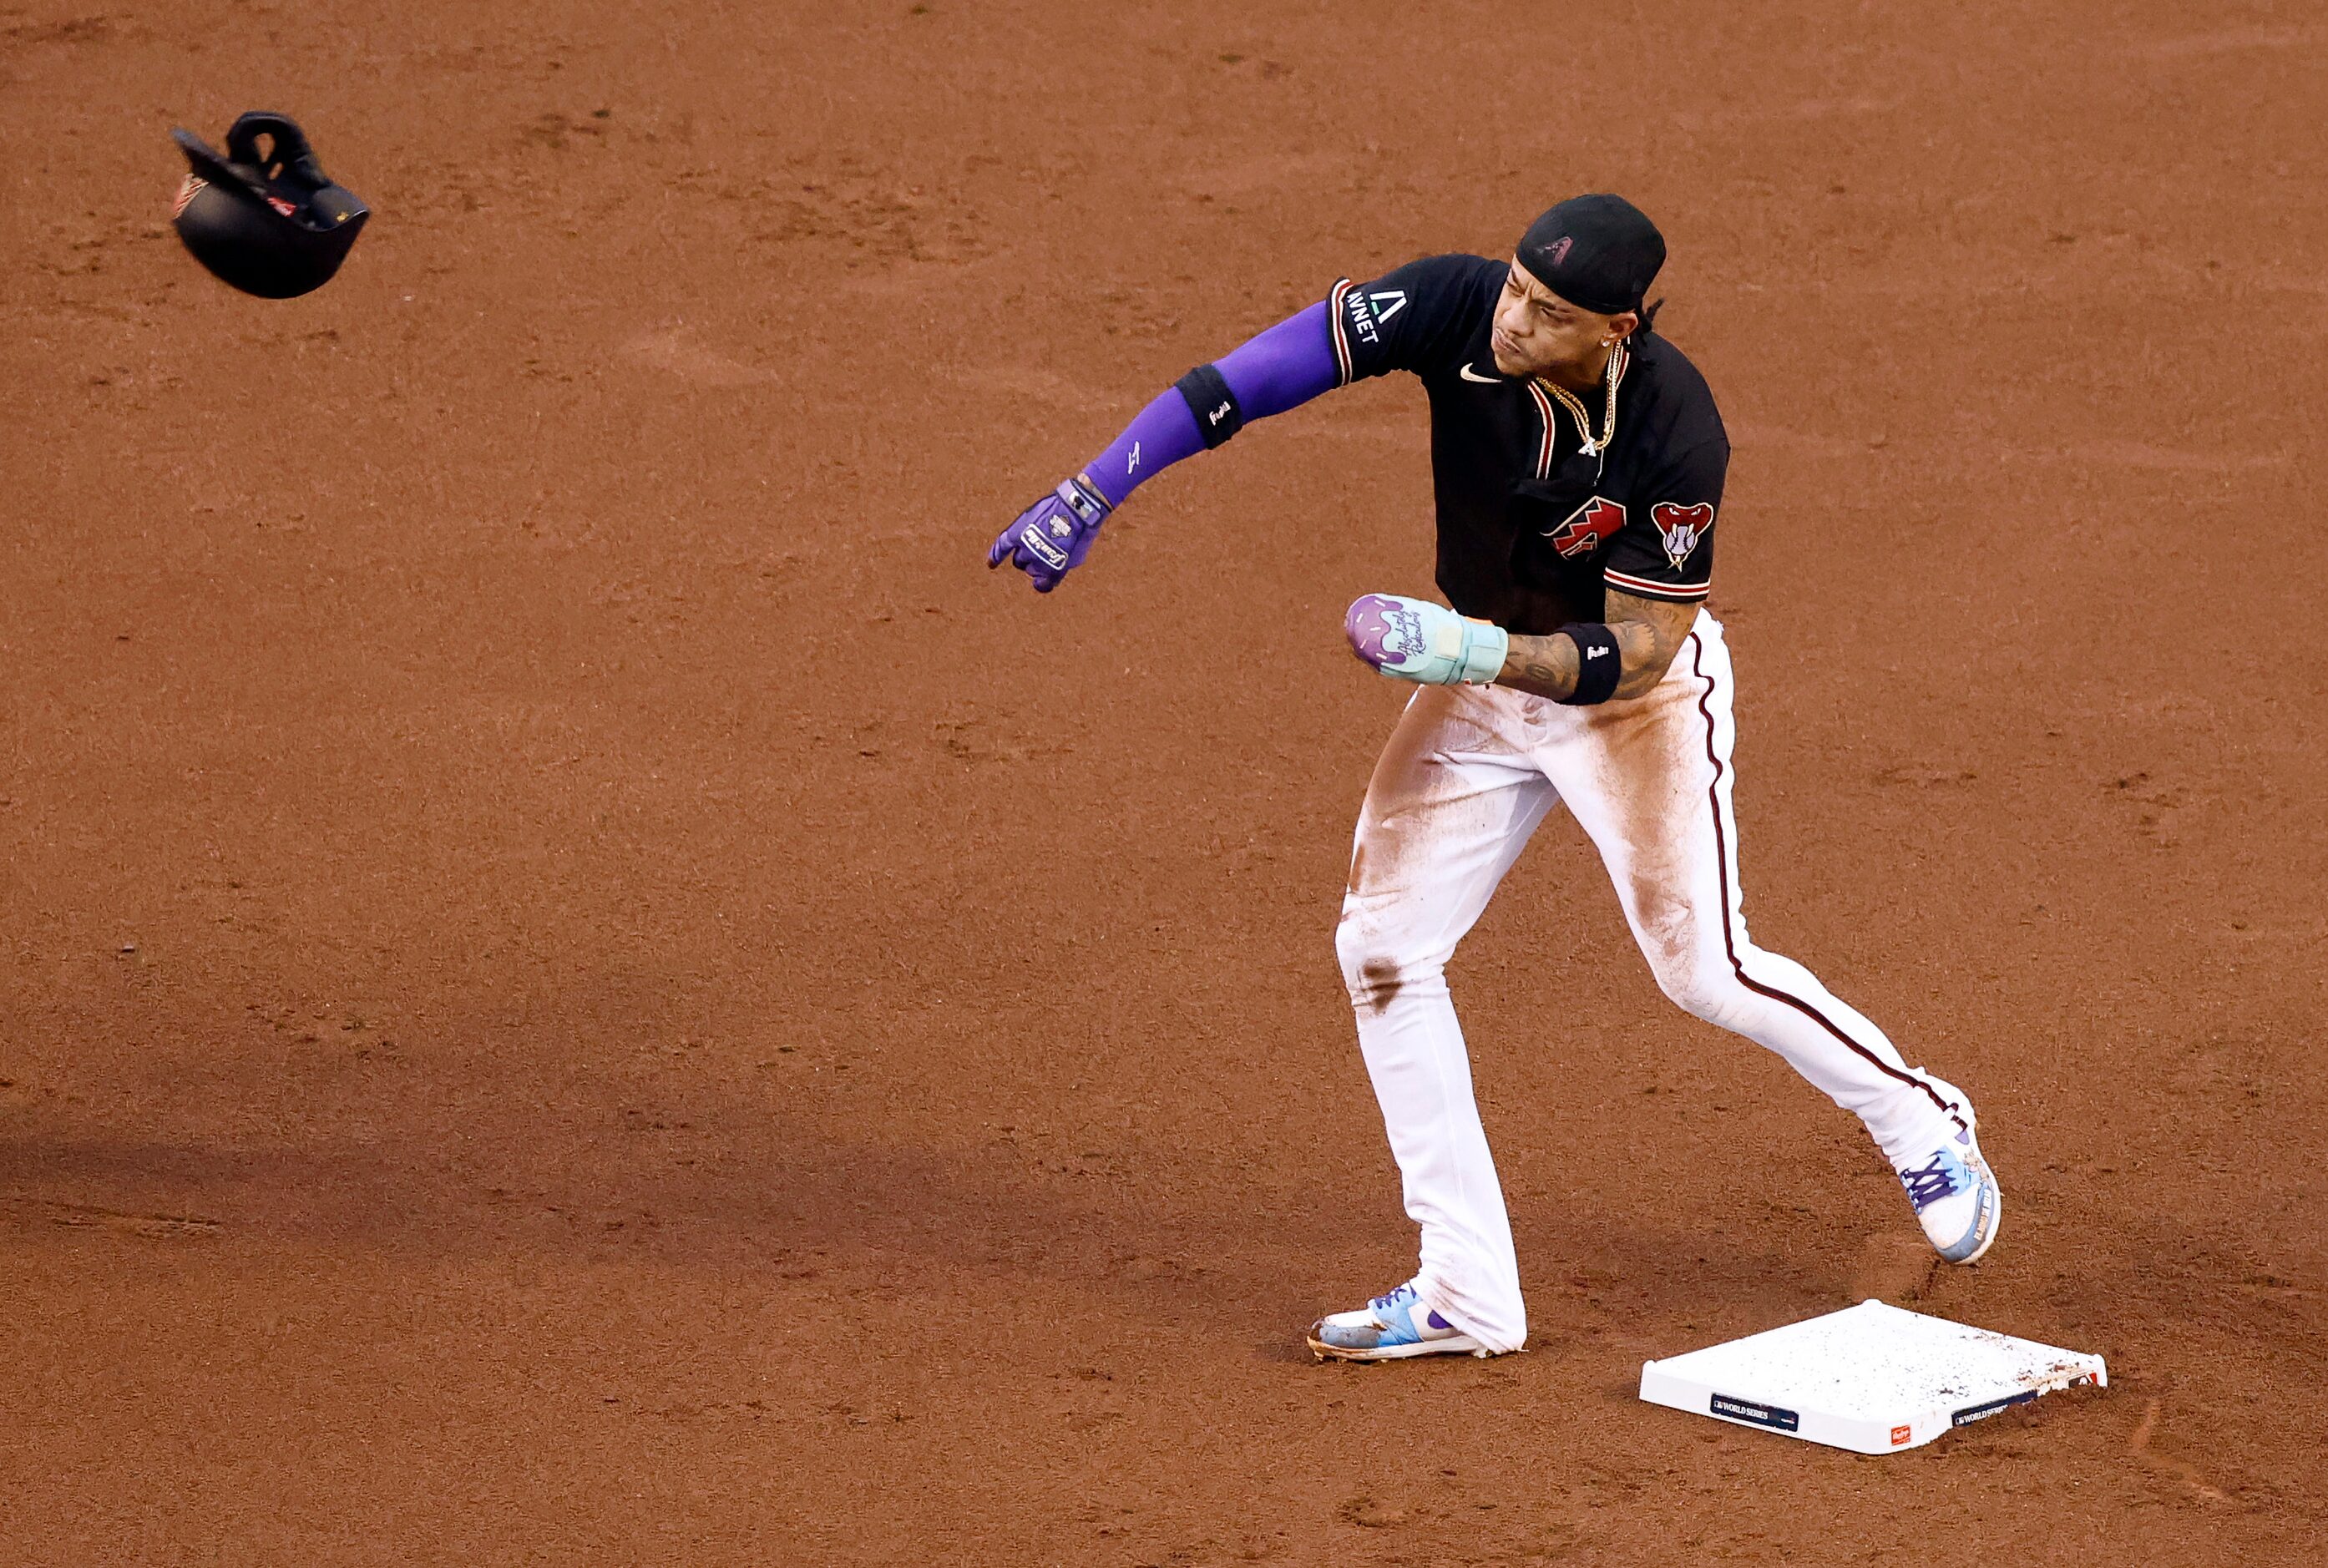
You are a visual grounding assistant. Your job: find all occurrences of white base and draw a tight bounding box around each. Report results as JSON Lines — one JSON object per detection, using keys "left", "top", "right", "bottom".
{"left": 1639, "top": 1300, "right": 2105, "bottom": 1454}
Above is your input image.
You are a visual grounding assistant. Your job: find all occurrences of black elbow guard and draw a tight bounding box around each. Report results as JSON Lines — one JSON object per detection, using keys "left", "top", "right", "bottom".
{"left": 1175, "top": 363, "right": 1245, "bottom": 448}
{"left": 1556, "top": 623, "right": 1624, "bottom": 706}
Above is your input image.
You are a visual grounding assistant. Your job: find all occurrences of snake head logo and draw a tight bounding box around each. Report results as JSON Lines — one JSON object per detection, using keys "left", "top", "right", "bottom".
{"left": 1546, "top": 496, "right": 1626, "bottom": 559}
{"left": 1652, "top": 501, "right": 1714, "bottom": 569}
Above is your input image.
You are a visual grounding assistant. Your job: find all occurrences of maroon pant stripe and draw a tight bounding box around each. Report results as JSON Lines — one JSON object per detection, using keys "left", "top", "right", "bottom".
{"left": 1685, "top": 634, "right": 1966, "bottom": 1134}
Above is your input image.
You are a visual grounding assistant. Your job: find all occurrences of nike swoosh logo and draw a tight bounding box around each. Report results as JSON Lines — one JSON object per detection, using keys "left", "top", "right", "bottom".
{"left": 1459, "top": 364, "right": 1501, "bottom": 383}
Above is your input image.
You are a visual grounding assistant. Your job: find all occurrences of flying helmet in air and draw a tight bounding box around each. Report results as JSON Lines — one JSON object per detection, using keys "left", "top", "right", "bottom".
{"left": 170, "top": 112, "right": 370, "bottom": 298}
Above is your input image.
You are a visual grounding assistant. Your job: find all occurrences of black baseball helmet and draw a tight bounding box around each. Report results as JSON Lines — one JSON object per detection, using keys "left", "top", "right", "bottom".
{"left": 1517, "top": 194, "right": 1664, "bottom": 317}
{"left": 169, "top": 113, "right": 370, "bottom": 298}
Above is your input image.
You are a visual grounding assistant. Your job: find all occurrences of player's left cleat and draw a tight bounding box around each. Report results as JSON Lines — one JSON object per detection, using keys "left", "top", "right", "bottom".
{"left": 1897, "top": 1125, "right": 2002, "bottom": 1265}
{"left": 1308, "top": 1280, "right": 1491, "bottom": 1362}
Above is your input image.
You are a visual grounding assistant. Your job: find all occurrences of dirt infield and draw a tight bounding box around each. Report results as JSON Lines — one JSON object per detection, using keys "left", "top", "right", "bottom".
{"left": 4, "top": 1, "right": 2324, "bottom": 1562}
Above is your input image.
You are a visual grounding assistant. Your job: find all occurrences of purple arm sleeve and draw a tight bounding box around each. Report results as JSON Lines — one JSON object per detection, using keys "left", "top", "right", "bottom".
{"left": 1217, "top": 300, "right": 1342, "bottom": 416}
{"left": 1082, "top": 301, "right": 1340, "bottom": 506}
{"left": 1084, "top": 390, "right": 1202, "bottom": 508}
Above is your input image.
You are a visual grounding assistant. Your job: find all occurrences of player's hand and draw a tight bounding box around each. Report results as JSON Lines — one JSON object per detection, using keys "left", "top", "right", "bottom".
{"left": 987, "top": 476, "right": 1112, "bottom": 592}
{"left": 1345, "top": 594, "right": 1510, "bottom": 685}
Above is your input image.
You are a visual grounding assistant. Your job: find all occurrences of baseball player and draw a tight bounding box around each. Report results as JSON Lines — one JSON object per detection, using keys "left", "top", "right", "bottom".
{"left": 989, "top": 195, "right": 2001, "bottom": 1362}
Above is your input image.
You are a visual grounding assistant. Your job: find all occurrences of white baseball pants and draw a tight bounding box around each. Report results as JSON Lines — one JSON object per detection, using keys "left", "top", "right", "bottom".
{"left": 1334, "top": 614, "right": 1969, "bottom": 1354}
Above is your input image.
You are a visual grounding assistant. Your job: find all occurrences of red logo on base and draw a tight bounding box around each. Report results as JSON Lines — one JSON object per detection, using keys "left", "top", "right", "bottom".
{"left": 1547, "top": 496, "right": 1626, "bottom": 559}
{"left": 1890, "top": 1424, "right": 1913, "bottom": 1446}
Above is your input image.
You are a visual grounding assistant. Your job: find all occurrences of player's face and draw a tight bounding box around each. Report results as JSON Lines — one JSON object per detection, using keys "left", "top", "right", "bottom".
{"left": 1490, "top": 259, "right": 1634, "bottom": 380}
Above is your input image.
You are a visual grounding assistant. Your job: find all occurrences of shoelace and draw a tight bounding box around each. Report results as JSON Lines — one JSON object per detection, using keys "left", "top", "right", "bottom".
{"left": 1371, "top": 1282, "right": 1420, "bottom": 1313}
{"left": 1898, "top": 1154, "right": 1963, "bottom": 1209}
{"left": 1367, "top": 1282, "right": 1457, "bottom": 1337}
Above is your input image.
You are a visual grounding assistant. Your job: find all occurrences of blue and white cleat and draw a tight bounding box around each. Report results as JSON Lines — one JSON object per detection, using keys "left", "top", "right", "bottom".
{"left": 1308, "top": 1280, "right": 1489, "bottom": 1362}
{"left": 1898, "top": 1125, "right": 2002, "bottom": 1264}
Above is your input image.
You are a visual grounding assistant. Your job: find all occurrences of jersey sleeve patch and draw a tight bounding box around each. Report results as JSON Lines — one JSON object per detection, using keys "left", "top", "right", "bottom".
{"left": 1602, "top": 502, "right": 1716, "bottom": 602}
{"left": 1329, "top": 255, "right": 1496, "bottom": 385}
{"left": 1651, "top": 501, "right": 1713, "bottom": 570}
{"left": 1334, "top": 279, "right": 1405, "bottom": 382}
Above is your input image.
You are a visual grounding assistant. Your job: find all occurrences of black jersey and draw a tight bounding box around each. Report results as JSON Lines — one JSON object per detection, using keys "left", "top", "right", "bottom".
{"left": 1327, "top": 254, "right": 1729, "bottom": 636}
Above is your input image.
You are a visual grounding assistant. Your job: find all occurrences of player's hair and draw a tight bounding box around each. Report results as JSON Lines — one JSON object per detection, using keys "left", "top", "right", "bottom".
{"left": 1632, "top": 296, "right": 1665, "bottom": 339}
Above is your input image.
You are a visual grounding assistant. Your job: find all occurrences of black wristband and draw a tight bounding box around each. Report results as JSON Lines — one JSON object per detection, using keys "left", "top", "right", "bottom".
{"left": 1556, "top": 622, "right": 1622, "bottom": 706}
{"left": 1174, "top": 363, "right": 1244, "bottom": 448}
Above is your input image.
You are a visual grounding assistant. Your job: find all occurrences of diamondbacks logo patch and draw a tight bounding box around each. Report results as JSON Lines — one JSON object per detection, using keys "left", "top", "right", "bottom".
{"left": 1652, "top": 501, "right": 1713, "bottom": 569}
{"left": 1546, "top": 496, "right": 1625, "bottom": 559}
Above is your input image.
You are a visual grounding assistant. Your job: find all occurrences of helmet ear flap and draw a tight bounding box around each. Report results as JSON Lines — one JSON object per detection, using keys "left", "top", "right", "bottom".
{"left": 222, "top": 113, "right": 322, "bottom": 186}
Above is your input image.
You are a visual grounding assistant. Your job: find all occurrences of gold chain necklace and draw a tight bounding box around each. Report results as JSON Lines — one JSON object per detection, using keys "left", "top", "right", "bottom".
{"left": 1537, "top": 340, "right": 1627, "bottom": 458}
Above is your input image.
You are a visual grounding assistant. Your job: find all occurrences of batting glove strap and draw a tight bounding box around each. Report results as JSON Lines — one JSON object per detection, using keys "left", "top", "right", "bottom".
{"left": 1345, "top": 594, "right": 1510, "bottom": 686}
{"left": 1058, "top": 473, "right": 1111, "bottom": 526}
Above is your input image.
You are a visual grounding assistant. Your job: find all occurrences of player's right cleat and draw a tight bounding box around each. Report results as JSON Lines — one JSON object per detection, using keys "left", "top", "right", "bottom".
{"left": 1308, "top": 1280, "right": 1490, "bottom": 1362}
{"left": 1898, "top": 1124, "right": 2002, "bottom": 1265}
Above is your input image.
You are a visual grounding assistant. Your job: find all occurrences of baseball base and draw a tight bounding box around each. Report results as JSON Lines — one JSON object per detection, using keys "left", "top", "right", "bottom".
{"left": 1639, "top": 1299, "right": 2106, "bottom": 1454}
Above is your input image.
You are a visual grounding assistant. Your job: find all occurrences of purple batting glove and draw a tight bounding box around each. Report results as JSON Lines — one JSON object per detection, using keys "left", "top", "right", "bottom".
{"left": 987, "top": 474, "right": 1112, "bottom": 593}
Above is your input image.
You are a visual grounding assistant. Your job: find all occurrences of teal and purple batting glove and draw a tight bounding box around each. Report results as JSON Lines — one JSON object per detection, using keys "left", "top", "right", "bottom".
{"left": 1344, "top": 594, "right": 1509, "bottom": 685}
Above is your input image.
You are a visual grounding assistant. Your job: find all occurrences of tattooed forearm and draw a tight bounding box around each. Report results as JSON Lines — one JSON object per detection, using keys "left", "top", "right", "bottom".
{"left": 1491, "top": 589, "right": 1701, "bottom": 702}
{"left": 1498, "top": 630, "right": 1581, "bottom": 700}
